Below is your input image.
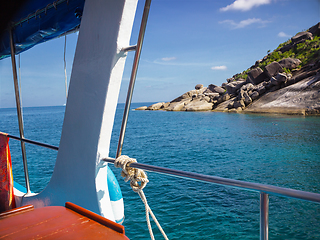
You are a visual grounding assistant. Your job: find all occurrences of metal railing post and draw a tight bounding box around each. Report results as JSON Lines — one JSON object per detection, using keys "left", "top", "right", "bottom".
{"left": 9, "top": 27, "right": 31, "bottom": 194}
{"left": 116, "top": 0, "right": 152, "bottom": 158}
{"left": 260, "top": 192, "right": 269, "bottom": 240}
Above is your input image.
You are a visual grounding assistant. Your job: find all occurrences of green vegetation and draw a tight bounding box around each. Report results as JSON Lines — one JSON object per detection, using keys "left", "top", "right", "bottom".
{"left": 282, "top": 67, "right": 291, "bottom": 74}
{"left": 234, "top": 69, "right": 250, "bottom": 81}
{"left": 276, "top": 39, "right": 291, "bottom": 50}
{"left": 234, "top": 34, "right": 320, "bottom": 81}
{"left": 294, "top": 36, "right": 320, "bottom": 65}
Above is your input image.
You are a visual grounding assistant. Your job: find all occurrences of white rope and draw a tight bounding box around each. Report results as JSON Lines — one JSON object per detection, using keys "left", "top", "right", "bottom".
{"left": 114, "top": 155, "right": 169, "bottom": 240}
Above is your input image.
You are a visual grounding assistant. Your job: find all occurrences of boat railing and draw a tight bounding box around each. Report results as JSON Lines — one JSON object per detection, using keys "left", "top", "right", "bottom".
{"left": 102, "top": 157, "right": 320, "bottom": 240}
{"left": 7, "top": 134, "right": 59, "bottom": 151}
{"left": 6, "top": 133, "right": 320, "bottom": 240}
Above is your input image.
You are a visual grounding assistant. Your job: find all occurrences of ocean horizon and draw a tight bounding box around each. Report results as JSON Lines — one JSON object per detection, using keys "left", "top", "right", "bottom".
{"left": 0, "top": 104, "right": 319, "bottom": 239}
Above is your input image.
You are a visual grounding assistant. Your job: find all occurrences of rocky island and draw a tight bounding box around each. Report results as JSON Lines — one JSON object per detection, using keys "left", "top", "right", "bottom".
{"left": 136, "top": 22, "right": 320, "bottom": 115}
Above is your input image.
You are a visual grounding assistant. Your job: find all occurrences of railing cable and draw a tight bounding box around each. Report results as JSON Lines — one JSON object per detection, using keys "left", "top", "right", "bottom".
{"left": 7, "top": 134, "right": 59, "bottom": 151}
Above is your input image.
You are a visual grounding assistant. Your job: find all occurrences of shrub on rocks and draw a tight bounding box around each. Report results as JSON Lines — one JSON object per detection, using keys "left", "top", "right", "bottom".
{"left": 279, "top": 43, "right": 294, "bottom": 53}
{"left": 255, "top": 59, "right": 263, "bottom": 67}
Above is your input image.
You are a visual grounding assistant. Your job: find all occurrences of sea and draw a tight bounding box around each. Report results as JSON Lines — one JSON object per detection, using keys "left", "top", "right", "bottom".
{"left": 0, "top": 103, "right": 319, "bottom": 240}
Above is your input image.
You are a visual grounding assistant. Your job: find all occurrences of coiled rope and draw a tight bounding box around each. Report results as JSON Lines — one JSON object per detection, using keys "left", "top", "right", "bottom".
{"left": 114, "top": 155, "right": 169, "bottom": 240}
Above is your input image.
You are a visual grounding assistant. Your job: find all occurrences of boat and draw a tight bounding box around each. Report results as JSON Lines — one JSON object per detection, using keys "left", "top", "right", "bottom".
{"left": 0, "top": 0, "right": 145, "bottom": 238}
{"left": 0, "top": 0, "right": 320, "bottom": 239}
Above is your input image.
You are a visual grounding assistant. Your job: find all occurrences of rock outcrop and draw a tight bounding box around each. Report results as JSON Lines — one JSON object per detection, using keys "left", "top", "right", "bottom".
{"left": 244, "top": 73, "right": 320, "bottom": 115}
{"left": 135, "top": 22, "right": 320, "bottom": 115}
{"left": 165, "top": 85, "right": 214, "bottom": 111}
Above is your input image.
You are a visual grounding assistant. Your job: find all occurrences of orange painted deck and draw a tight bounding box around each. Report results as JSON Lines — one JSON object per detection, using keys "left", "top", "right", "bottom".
{"left": 0, "top": 202, "right": 129, "bottom": 239}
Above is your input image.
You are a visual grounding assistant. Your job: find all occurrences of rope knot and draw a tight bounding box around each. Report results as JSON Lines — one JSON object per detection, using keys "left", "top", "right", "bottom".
{"left": 114, "top": 155, "right": 149, "bottom": 193}
{"left": 113, "top": 155, "right": 168, "bottom": 240}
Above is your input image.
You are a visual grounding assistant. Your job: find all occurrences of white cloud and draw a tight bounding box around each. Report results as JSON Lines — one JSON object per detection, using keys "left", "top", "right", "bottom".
{"left": 161, "top": 57, "right": 176, "bottom": 61}
{"left": 220, "top": 0, "right": 272, "bottom": 12}
{"left": 278, "top": 31, "right": 291, "bottom": 38}
{"left": 211, "top": 65, "right": 227, "bottom": 70}
{"left": 219, "top": 18, "right": 269, "bottom": 29}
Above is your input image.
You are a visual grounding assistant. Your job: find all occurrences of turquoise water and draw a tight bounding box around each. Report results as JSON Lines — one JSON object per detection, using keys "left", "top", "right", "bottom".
{"left": 0, "top": 104, "right": 320, "bottom": 239}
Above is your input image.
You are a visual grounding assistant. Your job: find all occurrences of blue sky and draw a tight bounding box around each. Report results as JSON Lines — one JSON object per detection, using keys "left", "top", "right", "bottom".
{"left": 0, "top": 0, "right": 319, "bottom": 107}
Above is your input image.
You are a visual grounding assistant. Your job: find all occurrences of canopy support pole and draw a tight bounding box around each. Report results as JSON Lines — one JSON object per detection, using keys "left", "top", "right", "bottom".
{"left": 116, "top": 0, "right": 152, "bottom": 158}
{"left": 9, "top": 28, "right": 31, "bottom": 194}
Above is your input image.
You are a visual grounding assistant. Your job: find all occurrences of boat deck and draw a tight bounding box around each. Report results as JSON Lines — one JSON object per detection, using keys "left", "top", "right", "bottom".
{"left": 0, "top": 202, "right": 129, "bottom": 239}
